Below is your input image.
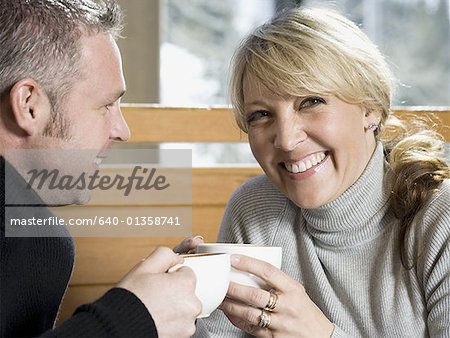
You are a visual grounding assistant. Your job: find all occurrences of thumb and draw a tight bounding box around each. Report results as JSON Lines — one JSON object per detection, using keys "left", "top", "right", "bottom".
{"left": 140, "top": 247, "right": 183, "bottom": 273}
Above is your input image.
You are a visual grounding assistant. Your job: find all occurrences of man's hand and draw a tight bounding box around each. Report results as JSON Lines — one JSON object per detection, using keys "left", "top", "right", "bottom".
{"left": 118, "top": 247, "right": 202, "bottom": 338}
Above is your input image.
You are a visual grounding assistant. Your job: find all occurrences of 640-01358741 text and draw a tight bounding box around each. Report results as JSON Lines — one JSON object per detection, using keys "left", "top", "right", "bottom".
{"left": 69, "top": 216, "right": 182, "bottom": 226}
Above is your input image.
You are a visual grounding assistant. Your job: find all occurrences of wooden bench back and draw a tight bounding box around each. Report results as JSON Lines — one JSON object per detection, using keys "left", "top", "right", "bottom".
{"left": 122, "top": 105, "right": 450, "bottom": 142}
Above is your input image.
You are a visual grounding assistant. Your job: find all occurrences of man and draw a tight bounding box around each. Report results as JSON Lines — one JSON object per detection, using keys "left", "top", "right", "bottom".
{"left": 0, "top": 0, "right": 202, "bottom": 336}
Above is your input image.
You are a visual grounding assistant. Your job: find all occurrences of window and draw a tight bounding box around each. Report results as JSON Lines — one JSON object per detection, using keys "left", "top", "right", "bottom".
{"left": 161, "top": 0, "right": 450, "bottom": 106}
{"left": 158, "top": 0, "right": 449, "bottom": 165}
{"left": 161, "top": 0, "right": 274, "bottom": 106}
{"left": 160, "top": 0, "right": 274, "bottom": 165}
{"left": 303, "top": 0, "right": 450, "bottom": 106}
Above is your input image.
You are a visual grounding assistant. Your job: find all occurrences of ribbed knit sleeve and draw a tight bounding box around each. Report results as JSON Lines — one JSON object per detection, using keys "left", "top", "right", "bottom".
{"left": 331, "top": 325, "right": 354, "bottom": 338}
{"left": 42, "top": 288, "right": 158, "bottom": 337}
{"left": 195, "top": 175, "right": 290, "bottom": 338}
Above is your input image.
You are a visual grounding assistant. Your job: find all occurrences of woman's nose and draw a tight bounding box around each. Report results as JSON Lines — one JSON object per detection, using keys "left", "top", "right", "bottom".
{"left": 273, "top": 115, "right": 307, "bottom": 151}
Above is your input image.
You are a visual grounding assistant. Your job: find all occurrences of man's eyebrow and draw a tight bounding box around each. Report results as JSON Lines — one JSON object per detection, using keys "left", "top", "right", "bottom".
{"left": 116, "top": 89, "right": 126, "bottom": 100}
{"left": 107, "top": 89, "right": 126, "bottom": 102}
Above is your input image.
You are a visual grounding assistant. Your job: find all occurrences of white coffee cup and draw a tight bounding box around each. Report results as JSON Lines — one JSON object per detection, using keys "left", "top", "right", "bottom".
{"left": 169, "top": 252, "right": 230, "bottom": 318}
{"left": 196, "top": 243, "right": 282, "bottom": 290}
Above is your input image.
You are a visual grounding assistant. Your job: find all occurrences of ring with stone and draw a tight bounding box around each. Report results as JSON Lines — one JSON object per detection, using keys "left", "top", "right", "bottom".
{"left": 258, "top": 309, "right": 271, "bottom": 329}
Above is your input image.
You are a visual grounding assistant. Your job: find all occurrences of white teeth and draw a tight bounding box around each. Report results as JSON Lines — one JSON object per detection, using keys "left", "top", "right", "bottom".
{"left": 314, "top": 154, "right": 320, "bottom": 163}
{"left": 298, "top": 162, "right": 306, "bottom": 172}
{"left": 284, "top": 152, "right": 327, "bottom": 174}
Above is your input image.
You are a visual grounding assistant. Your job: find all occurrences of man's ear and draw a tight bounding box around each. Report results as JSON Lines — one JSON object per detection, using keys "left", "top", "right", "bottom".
{"left": 9, "top": 78, "right": 51, "bottom": 137}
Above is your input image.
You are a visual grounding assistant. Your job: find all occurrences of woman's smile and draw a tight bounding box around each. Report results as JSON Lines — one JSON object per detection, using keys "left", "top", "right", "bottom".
{"left": 280, "top": 151, "right": 330, "bottom": 179}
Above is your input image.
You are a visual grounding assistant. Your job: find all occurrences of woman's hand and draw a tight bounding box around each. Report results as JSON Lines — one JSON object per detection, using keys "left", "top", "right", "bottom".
{"left": 172, "top": 235, "right": 204, "bottom": 254}
{"left": 220, "top": 254, "right": 334, "bottom": 338}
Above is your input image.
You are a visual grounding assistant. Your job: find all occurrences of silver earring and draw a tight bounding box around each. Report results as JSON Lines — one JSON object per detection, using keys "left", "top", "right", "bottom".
{"left": 368, "top": 123, "right": 378, "bottom": 132}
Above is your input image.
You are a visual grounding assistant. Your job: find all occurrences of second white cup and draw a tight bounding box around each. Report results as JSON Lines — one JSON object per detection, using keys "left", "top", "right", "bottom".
{"left": 196, "top": 243, "right": 282, "bottom": 290}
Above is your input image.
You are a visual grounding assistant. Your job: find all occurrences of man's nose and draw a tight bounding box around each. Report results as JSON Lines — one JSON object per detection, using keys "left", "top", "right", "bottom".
{"left": 110, "top": 107, "right": 131, "bottom": 142}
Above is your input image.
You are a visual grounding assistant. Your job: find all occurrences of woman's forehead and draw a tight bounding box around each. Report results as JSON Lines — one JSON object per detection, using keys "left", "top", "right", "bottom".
{"left": 242, "top": 70, "right": 322, "bottom": 102}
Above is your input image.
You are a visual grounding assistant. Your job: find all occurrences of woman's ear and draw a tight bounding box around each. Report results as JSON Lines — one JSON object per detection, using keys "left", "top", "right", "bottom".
{"left": 363, "top": 107, "right": 381, "bottom": 130}
{"left": 9, "top": 78, "right": 51, "bottom": 137}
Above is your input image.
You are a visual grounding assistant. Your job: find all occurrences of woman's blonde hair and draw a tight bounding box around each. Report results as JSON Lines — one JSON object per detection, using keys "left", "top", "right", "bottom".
{"left": 229, "top": 7, "right": 450, "bottom": 268}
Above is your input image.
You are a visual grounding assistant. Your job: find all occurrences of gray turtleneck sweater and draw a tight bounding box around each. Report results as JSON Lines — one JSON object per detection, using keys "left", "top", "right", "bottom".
{"left": 194, "top": 144, "right": 450, "bottom": 337}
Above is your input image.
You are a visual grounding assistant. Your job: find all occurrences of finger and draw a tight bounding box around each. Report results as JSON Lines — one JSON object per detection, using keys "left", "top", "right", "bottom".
{"left": 173, "top": 235, "right": 204, "bottom": 254}
{"left": 224, "top": 313, "right": 264, "bottom": 337}
{"left": 221, "top": 299, "right": 274, "bottom": 336}
{"left": 226, "top": 281, "right": 271, "bottom": 309}
{"left": 220, "top": 298, "right": 261, "bottom": 327}
{"left": 141, "top": 247, "right": 183, "bottom": 273}
{"left": 231, "top": 254, "right": 295, "bottom": 292}
{"left": 170, "top": 266, "right": 198, "bottom": 289}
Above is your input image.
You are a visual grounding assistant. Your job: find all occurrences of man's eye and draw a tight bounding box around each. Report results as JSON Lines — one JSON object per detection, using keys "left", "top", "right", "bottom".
{"left": 104, "top": 103, "right": 115, "bottom": 112}
{"left": 246, "top": 110, "right": 271, "bottom": 124}
{"left": 299, "top": 96, "right": 326, "bottom": 109}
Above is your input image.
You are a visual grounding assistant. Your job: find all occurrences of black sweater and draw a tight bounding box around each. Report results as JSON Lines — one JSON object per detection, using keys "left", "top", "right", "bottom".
{"left": 1, "top": 158, "right": 158, "bottom": 337}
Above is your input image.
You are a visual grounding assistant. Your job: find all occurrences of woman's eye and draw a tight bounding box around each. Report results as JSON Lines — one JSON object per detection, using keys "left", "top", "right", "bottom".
{"left": 246, "top": 110, "right": 271, "bottom": 124}
{"left": 299, "top": 96, "right": 325, "bottom": 109}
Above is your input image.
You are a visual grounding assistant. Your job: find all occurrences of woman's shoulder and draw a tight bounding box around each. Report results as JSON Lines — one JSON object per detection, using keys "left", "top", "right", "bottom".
{"left": 415, "top": 180, "right": 450, "bottom": 288}
{"left": 417, "top": 179, "right": 450, "bottom": 249}
{"left": 424, "top": 179, "right": 450, "bottom": 219}
{"left": 225, "top": 175, "right": 289, "bottom": 216}
{"left": 229, "top": 174, "right": 287, "bottom": 203}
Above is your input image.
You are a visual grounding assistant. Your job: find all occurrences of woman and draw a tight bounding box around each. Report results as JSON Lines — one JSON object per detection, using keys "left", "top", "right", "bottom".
{"left": 195, "top": 6, "right": 450, "bottom": 338}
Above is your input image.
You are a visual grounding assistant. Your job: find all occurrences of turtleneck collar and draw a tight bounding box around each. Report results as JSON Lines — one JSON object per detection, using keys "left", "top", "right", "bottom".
{"left": 301, "top": 142, "right": 393, "bottom": 248}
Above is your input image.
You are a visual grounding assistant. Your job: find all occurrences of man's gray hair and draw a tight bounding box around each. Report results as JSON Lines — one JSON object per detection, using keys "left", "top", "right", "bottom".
{"left": 0, "top": 0, "right": 123, "bottom": 108}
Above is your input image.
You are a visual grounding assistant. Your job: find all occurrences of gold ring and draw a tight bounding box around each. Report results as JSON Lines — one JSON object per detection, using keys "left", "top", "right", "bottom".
{"left": 258, "top": 309, "right": 271, "bottom": 329}
{"left": 264, "top": 289, "right": 278, "bottom": 312}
